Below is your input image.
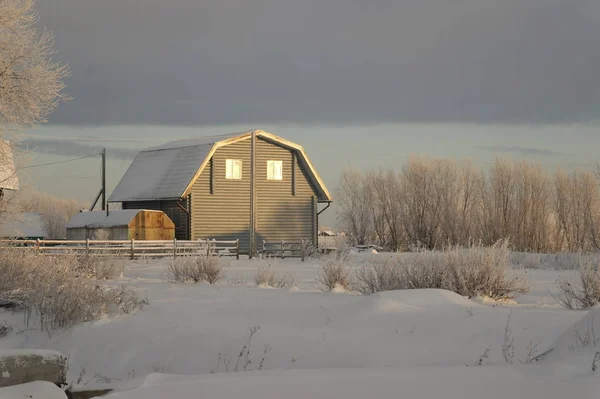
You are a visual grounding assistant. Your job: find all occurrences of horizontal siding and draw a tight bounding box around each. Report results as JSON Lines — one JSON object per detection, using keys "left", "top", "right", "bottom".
{"left": 190, "top": 139, "right": 251, "bottom": 253}
{"left": 256, "top": 138, "right": 317, "bottom": 247}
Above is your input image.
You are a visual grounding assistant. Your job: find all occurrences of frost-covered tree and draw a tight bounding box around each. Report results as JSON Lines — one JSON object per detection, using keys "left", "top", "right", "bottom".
{"left": 0, "top": 0, "right": 69, "bottom": 223}
{"left": 0, "top": 0, "right": 69, "bottom": 128}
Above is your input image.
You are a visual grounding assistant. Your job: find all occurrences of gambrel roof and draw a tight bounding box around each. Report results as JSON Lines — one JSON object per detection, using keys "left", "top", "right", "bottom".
{"left": 108, "top": 130, "right": 332, "bottom": 203}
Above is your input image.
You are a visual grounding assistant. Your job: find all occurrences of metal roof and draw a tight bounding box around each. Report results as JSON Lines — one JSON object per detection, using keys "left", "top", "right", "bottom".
{"left": 0, "top": 212, "right": 46, "bottom": 238}
{"left": 109, "top": 130, "right": 332, "bottom": 203}
{"left": 109, "top": 133, "right": 240, "bottom": 202}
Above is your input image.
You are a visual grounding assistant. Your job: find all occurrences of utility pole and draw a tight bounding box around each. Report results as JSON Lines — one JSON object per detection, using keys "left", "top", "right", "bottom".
{"left": 101, "top": 148, "right": 106, "bottom": 213}
{"left": 88, "top": 148, "right": 108, "bottom": 213}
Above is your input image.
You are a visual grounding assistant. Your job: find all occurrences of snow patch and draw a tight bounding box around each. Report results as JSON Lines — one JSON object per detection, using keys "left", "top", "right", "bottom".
{"left": 0, "top": 381, "right": 67, "bottom": 399}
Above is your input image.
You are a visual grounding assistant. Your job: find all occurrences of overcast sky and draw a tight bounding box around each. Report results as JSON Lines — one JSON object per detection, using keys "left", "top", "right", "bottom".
{"left": 16, "top": 0, "right": 600, "bottom": 226}
{"left": 37, "top": 0, "right": 600, "bottom": 125}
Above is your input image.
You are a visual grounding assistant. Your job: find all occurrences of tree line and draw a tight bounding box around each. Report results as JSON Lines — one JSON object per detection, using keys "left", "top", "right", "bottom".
{"left": 336, "top": 158, "right": 600, "bottom": 253}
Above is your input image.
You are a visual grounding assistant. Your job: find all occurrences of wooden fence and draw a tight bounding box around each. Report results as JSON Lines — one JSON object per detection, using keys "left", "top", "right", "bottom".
{"left": 260, "top": 240, "right": 306, "bottom": 262}
{"left": 0, "top": 239, "right": 240, "bottom": 260}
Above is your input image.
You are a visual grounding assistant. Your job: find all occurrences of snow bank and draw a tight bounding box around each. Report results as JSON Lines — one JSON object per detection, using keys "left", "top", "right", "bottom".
{"left": 546, "top": 308, "right": 600, "bottom": 371}
{"left": 0, "top": 381, "right": 66, "bottom": 399}
{"left": 104, "top": 367, "right": 600, "bottom": 399}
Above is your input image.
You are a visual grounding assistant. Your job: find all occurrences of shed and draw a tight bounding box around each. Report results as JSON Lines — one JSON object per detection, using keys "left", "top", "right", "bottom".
{"left": 0, "top": 212, "right": 46, "bottom": 239}
{"left": 65, "top": 210, "right": 175, "bottom": 240}
{"left": 108, "top": 130, "right": 333, "bottom": 254}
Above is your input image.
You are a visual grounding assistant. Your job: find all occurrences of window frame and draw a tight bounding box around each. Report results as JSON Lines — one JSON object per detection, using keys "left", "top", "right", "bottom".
{"left": 267, "top": 160, "right": 283, "bottom": 181}
{"left": 225, "top": 159, "right": 242, "bottom": 180}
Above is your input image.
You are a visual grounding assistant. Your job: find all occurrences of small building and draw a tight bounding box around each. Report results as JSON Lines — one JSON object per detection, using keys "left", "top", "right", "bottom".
{"left": 0, "top": 140, "right": 19, "bottom": 199}
{"left": 0, "top": 212, "right": 46, "bottom": 240}
{"left": 108, "top": 130, "right": 333, "bottom": 254}
{"left": 65, "top": 209, "right": 175, "bottom": 240}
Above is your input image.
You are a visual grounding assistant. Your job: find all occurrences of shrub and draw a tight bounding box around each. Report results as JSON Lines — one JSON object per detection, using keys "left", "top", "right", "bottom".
{"left": 167, "top": 257, "right": 203, "bottom": 283}
{"left": 0, "top": 249, "right": 145, "bottom": 332}
{"left": 355, "top": 240, "right": 529, "bottom": 299}
{"left": 74, "top": 255, "right": 123, "bottom": 280}
{"left": 167, "top": 253, "right": 227, "bottom": 284}
{"left": 253, "top": 266, "right": 296, "bottom": 289}
{"left": 443, "top": 240, "right": 529, "bottom": 299}
{"left": 202, "top": 253, "right": 228, "bottom": 284}
{"left": 355, "top": 258, "right": 406, "bottom": 294}
{"left": 555, "top": 263, "right": 600, "bottom": 309}
{"left": 316, "top": 260, "right": 353, "bottom": 292}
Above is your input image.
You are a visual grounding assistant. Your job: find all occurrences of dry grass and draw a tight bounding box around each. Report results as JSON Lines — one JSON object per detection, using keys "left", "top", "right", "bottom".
{"left": 554, "top": 262, "right": 600, "bottom": 309}
{"left": 253, "top": 266, "right": 296, "bottom": 289}
{"left": 167, "top": 252, "right": 228, "bottom": 284}
{"left": 0, "top": 248, "right": 146, "bottom": 332}
{"left": 316, "top": 259, "right": 353, "bottom": 292}
{"left": 74, "top": 255, "right": 123, "bottom": 280}
{"left": 355, "top": 240, "right": 529, "bottom": 299}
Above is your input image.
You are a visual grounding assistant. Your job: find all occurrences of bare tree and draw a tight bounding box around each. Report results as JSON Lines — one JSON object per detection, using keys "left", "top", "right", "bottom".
{"left": 0, "top": 0, "right": 70, "bottom": 128}
{"left": 0, "top": 0, "right": 69, "bottom": 226}
{"left": 512, "top": 162, "right": 551, "bottom": 252}
{"left": 18, "top": 189, "right": 85, "bottom": 238}
{"left": 336, "top": 167, "right": 372, "bottom": 245}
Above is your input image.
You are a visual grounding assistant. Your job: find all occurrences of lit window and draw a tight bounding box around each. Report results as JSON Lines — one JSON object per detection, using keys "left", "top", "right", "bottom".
{"left": 226, "top": 159, "right": 242, "bottom": 179}
{"left": 267, "top": 160, "right": 283, "bottom": 180}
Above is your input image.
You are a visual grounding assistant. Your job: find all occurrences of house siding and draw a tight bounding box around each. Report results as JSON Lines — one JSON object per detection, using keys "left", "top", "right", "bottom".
{"left": 255, "top": 138, "right": 318, "bottom": 248}
{"left": 190, "top": 139, "right": 252, "bottom": 252}
{"left": 189, "top": 137, "right": 319, "bottom": 254}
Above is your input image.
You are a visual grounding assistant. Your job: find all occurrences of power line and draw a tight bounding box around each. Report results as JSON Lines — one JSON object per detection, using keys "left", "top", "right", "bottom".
{"left": 20, "top": 153, "right": 100, "bottom": 169}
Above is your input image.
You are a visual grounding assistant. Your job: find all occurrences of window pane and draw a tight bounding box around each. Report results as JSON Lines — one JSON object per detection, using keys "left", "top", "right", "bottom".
{"left": 267, "top": 160, "right": 283, "bottom": 180}
{"left": 226, "top": 159, "right": 242, "bottom": 179}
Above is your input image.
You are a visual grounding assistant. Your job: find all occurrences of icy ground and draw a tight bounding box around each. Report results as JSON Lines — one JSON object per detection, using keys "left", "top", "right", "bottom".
{"left": 1, "top": 254, "right": 599, "bottom": 398}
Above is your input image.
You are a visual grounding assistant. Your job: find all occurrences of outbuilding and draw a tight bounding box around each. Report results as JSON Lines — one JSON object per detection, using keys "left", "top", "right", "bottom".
{"left": 65, "top": 209, "right": 175, "bottom": 240}
{"left": 0, "top": 212, "right": 46, "bottom": 240}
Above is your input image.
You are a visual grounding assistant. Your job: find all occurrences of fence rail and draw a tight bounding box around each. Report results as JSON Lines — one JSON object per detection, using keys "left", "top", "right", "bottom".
{"left": 261, "top": 240, "right": 306, "bottom": 262}
{"left": 0, "top": 238, "right": 240, "bottom": 260}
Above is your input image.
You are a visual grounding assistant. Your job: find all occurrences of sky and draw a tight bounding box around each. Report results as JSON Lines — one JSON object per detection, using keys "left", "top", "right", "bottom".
{"left": 12, "top": 0, "right": 600, "bottom": 227}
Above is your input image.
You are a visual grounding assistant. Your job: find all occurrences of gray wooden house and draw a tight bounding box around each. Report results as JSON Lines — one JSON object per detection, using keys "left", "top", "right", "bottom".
{"left": 108, "top": 130, "right": 332, "bottom": 254}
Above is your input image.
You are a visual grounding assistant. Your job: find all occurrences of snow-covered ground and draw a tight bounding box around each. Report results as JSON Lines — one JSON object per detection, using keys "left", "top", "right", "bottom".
{"left": 1, "top": 254, "right": 599, "bottom": 398}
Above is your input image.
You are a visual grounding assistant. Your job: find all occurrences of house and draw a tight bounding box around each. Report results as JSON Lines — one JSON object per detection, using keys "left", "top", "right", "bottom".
{"left": 0, "top": 212, "right": 46, "bottom": 240}
{"left": 108, "top": 130, "right": 333, "bottom": 255}
{"left": 0, "top": 140, "right": 19, "bottom": 198}
{"left": 66, "top": 209, "right": 175, "bottom": 240}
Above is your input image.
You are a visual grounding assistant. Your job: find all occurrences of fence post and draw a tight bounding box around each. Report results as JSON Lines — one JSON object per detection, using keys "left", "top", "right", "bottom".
{"left": 281, "top": 240, "right": 285, "bottom": 259}
{"left": 301, "top": 239, "right": 305, "bottom": 262}
{"left": 173, "top": 238, "right": 178, "bottom": 259}
{"left": 236, "top": 239, "right": 240, "bottom": 260}
{"left": 36, "top": 238, "right": 41, "bottom": 253}
{"left": 130, "top": 239, "right": 135, "bottom": 260}
{"left": 262, "top": 240, "right": 266, "bottom": 259}
{"left": 206, "top": 238, "right": 210, "bottom": 256}
{"left": 86, "top": 238, "right": 90, "bottom": 257}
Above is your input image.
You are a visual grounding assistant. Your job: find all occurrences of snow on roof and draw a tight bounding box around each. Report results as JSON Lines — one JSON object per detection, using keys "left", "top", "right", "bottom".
{"left": 0, "top": 212, "right": 46, "bottom": 238}
{"left": 319, "top": 230, "right": 336, "bottom": 236}
{"left": 0, "top": 140, "right": 19, "bottom": 191}
{"left": 109, "top": 133, "right": 242, "bottom": 202}
{"left": 66, "top": 209, "right": 149, "bottom": 229}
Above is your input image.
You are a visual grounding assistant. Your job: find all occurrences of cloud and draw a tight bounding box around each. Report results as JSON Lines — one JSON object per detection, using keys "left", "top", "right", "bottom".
{"left": 19, "top": 138, "right": 139, "bottom": 160}
{"left": 476, "top": 145, "right": 567, "bottom": 157}
{"left": 36, "top": 0, "right": 600, "bottom": 126}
